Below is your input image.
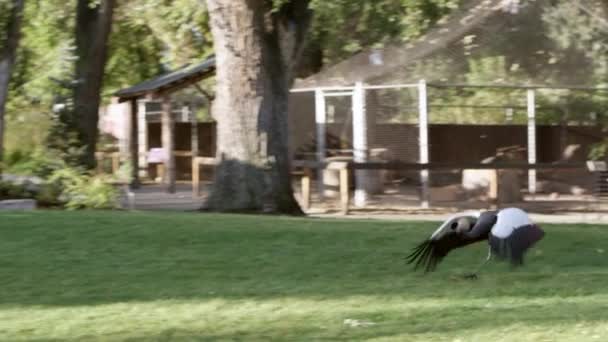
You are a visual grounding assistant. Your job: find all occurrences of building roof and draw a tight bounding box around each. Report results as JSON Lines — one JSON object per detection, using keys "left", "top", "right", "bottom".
{"left": 115, "top": 55, "right": 216, "bottom": 101}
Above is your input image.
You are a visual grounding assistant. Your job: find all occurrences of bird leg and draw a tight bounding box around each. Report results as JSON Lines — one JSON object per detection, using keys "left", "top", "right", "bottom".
{"left": 463, "top": 247, "right": 492, "bottom": 280}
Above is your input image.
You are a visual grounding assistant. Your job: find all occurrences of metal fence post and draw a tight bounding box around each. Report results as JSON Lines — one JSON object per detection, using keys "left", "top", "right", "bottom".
{"left": 353, "top": 81, "right": 368, "bottom": 207}
{"left": 418, "top": 80, "right": 430, "bottom": 209}
{"left": 314, "top": 88, "right": 326, "bottom": 199}
{"left": 527, "top": 89, "right": 537, "bottom": 195}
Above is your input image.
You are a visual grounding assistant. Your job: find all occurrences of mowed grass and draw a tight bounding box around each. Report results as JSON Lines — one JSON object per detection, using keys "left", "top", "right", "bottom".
{"left": 0, "top": 211, "right": 607, "bottom": 341}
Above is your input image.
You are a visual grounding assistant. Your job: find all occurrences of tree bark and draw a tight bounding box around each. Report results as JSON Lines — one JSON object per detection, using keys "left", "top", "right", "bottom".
{"left": 161, "top": 96, "right": 176, "bottom": 193}
{"left": 129, "top": 98, "right": 140, "bottom": 187}
{"left": 205, "top": 0, "right": 311, "bottom": 214}
{"left": 73, "top": 0, "right": 115, "bottom": 170}
{"left": 0, "top": 0, "right": 25, "bottom": 172}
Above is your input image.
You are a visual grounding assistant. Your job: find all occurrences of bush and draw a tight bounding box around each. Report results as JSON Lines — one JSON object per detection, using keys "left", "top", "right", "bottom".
{"left": 4, "top": 149, "right": 64, "bottom": 178}
{"left": 1, "top": 166, "right": 119, "bottom": 210}
{"left": 0, "top": 181, "right": 36, "bottom": 200}
{"left": 47, "top": 167, "right": 119, "bottom": 210}
{"left": 2, "top": 147, "right": 120, "bottom": 209}
{"left": 35, "top": 183, "right": 64, "bottom": 208}
{"left": 589, "top": 139, "right": 608, "bottom": 161}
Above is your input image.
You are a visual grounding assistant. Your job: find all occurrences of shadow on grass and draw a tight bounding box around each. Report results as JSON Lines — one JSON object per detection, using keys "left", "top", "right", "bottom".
{"left": 0, "top": 211, "right": 607, "bottom": 307}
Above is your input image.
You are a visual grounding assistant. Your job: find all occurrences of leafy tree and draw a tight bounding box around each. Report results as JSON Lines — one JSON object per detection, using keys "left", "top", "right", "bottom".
{"left": 71, "top": 0, "right": 115, "bottom": 169}
{"left": 118, "top": 0, "right": 212, "bottom": 68}
{"left": 543, "top": 0, "right": 608, "bottom": 159}
{"left": 0, "top": 0, "right": 25, "bottom": 172}
{"left": 305, "top": 0, "right": 460, "bottom": 73}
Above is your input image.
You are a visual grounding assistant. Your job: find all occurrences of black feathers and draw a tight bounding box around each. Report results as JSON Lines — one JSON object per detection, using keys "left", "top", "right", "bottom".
{"left": 406, "top": 208, "right": 545, "bottom": 273}
{"left": 405, "top": 232, "right": 472, "bottom": 272}
{"left": 489, "top": 224, "right": 545, "bottom": 265}
{"left": 406, "top": 239, "right": 443, "bottom": 272}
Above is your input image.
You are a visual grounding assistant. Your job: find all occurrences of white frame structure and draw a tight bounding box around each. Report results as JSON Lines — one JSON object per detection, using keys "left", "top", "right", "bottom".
{"left": 417, "top": 80, "right": 430, "bottom": 208}
{"left": 526, "top": 89, "right": 537, "bottom": 195}
{"left": 314, "top": 89, "right": 327, "bottom": 197}
{"left": 294, "top": 82, "right": 426, "bottom": 208}
{"left": 290, "top": 81, "right": 604, "bottom": 208}
{"left": 352, "top": 82, "right": 368, "bottom": 207}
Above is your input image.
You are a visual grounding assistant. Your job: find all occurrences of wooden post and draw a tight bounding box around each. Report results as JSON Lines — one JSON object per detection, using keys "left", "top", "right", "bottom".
{"left": 137, "top": 100, "right": 148, "bottom": 179}
{"left": 418, "top": 80, "right": 430, "bottom": 209}
{"left": 192, "top": 157, "right": 200, "bottom": 198}
{"left": 191, "top": 157, "right": 216, "bottom": 198}
{"left": 95, "top": 152, "right": 104, "bottom": 174}
{"left": 190, "top": 105, "right": 199, "bottom": 178}
{"left": 301, "top": 167, "right": 311, "bottom": 210}
{"left": 489, "top": 169, "right": 498, "bottom": 209}
{"left": 340, "top": 166, "right": 349, "bottom": 215}
{"left": 112, "top": 152, "right": 120, "bottom": 174}
{"left": 527, "top": 89, "right": 537, "bottom": 195}
{"left": 161, "top": 96, "right": 176, "bottom": 193}
{"left": 328, "top": 161, "right": 349, "bottom": 214}
{"left": 157, "top": 164, "right": 165, "bottom": 182}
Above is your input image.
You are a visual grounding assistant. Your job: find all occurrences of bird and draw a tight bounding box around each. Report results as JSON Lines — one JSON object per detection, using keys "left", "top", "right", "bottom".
{"left": 406, "top": 207, "right": 544, "bottom": 277}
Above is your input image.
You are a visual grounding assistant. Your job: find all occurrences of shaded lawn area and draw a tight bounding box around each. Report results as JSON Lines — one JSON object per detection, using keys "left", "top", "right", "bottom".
{"left": 0, "top": 211, "right": 607, "bottom": 341}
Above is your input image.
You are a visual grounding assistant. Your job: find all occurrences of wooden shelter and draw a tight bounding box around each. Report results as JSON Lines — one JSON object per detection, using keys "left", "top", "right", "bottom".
{"left": 114, "top": 55, "right": 215, "bottom": 192}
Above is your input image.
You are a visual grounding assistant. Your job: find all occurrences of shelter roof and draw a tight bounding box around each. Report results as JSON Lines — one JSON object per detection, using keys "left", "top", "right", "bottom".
{"left": 115, "top": 55, "right": 215, "bottom": 101}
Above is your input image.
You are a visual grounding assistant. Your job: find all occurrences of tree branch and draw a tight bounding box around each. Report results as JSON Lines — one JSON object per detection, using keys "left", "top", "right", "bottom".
{"left": 194, "top": 83, "right": 215, "bottom": 103}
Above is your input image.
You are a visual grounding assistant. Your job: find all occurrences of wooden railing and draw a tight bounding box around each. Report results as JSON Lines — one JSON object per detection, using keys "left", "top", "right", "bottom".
{"left": 96, "top": 150, "right": 196, "bottom": 177}
{"left": 191, "top": 158, "right": 351, "bottom": 214}
{"left": 100, "top": 153, "right": 589, "bottom": 214}
{"left": 95, "top": 152, "right": 122, "bottom": 175}
{"left": 191, "top": 156, "right": 218, "bottom": 197}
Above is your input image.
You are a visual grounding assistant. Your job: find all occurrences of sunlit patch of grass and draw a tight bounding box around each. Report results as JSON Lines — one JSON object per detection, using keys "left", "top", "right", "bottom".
{"left": 0, "top": 211, "right": 607, "bottom": 341}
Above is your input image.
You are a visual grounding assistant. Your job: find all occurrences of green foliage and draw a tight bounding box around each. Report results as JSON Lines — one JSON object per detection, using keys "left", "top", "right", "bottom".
{"left": 543, "top": 1, "right": 608, "bottom": 86}
{"left": 308, "top": 0, "right": 460, "bottom": 65}
{"left": 4, "top": 101, "right": 53, "bottom": 155}
{"left": 47, "top": 167, "right": 118, "bottom": 210}
{"left": 4, "top": 0, "right": 215, "bottom": 162}
{"left": 46, "top": 103, "right": 91, "bottom": 168}
{"left": 0, "top": 175, "right": 62, "bottom": 207}
{"left": 3, "top": 148, "right": 119, "bottom": 209}
{"left": 0, "top": 0, "right": 16, "bottom": 48}
{"left": 118, "top": 0, "right": 212, "bottom": 70}
{"left": 0, "top": 180, "right": 35, "bottom": 200}
{"left": 4, "top": 148, "right": 63, "bottom": 177}
{"left": 589, "top": 138, "right": 608, "bottom": 161}
{"left": 542, "top": 2, "right": 608, "bottom": 159}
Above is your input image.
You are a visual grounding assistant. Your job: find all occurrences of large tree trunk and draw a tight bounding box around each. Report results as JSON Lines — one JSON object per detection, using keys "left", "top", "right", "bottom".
{"left": 0, "top": 0, "right": 25, "bottom": 172}
{"left": 205, "top": 0, "right": 311, "bottom": 214}
{"left": 73, "top": 0, "right": 115, "bottom": 169}
{"left": 161, "top": 96, "right": 176, "bottom": 193}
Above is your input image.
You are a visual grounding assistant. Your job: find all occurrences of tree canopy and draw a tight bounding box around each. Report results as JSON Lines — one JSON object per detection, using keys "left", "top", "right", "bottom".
{"left": 1, "top": 0, "right": 607, "bottom": 168}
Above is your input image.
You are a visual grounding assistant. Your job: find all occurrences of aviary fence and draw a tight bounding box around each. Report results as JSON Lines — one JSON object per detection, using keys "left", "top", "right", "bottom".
{"left": 287, "top": 81, "right": 607, "bottom": 213}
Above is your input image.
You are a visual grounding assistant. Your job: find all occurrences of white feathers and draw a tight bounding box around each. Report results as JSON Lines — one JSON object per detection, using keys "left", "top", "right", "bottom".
{"left": 430, "top": 211, "right": 481, "bottom": 239}
{"left": 491, "top": 207, "right": 532, "bottom": 238}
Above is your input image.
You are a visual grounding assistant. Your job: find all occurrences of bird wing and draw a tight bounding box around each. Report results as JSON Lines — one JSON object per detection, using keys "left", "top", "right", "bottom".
{"left": 406, "top": 213, "right": 483, "bottom": 272}
{"left": 489, "top": 208, "right": 545, "bottom": 265}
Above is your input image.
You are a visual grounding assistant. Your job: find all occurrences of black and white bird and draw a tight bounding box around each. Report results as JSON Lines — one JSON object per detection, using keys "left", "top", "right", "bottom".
{"left": 406, "top": 207, "right": 544, "bottom": 276}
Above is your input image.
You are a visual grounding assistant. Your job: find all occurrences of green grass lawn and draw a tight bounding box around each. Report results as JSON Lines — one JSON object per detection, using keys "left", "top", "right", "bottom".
{"left": 0, "top": 211, "right": 607, "bottom": 341}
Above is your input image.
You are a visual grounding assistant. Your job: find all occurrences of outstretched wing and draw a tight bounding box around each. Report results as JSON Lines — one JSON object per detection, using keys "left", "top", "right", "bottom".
{"left": 406, "top": 214, "right": 483, "bottom": 272}
{"left": 489, "top": 208, "right": 545, "bottom": 265}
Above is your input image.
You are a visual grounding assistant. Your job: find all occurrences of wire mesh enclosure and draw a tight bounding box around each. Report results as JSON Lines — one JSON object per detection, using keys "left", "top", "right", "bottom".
{"left": 288, "top": 82, "right": 607, "bottom": 213}
{"left": 286, "top": 0, "right": 608, "bottom": 213}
